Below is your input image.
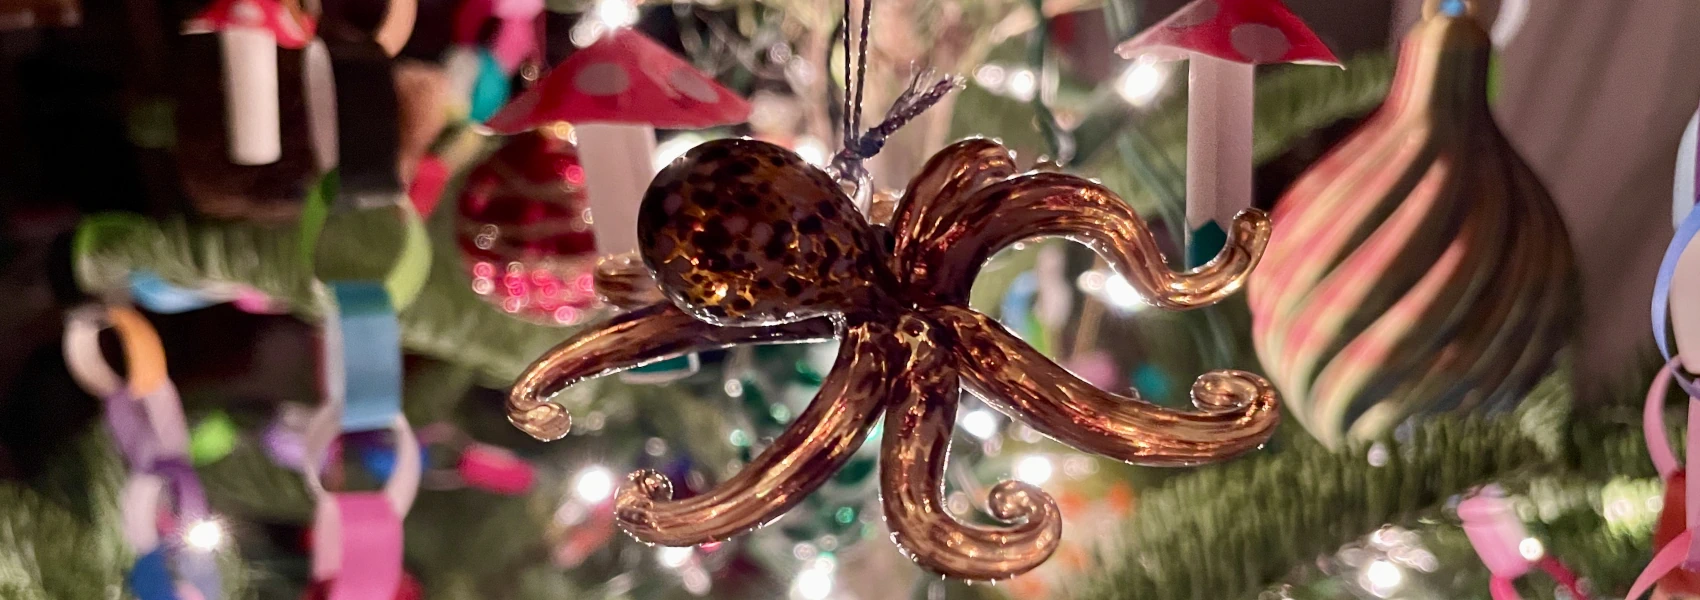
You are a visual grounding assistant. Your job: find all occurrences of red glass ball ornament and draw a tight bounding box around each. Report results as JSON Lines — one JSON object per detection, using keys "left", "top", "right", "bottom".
{"left": 457, "top": 124, "right": 601, "bottom": 325}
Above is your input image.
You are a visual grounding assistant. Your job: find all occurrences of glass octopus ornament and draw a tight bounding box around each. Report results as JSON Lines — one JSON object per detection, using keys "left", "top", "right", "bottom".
{"left": 507, "top": 137, "right": 1281, "bottom": 579}
{"left": 1246, "top": 0, "right": 1577, "bottom": 448}
{"left": 457, "top": 125, "right": 600, "bottom": 324}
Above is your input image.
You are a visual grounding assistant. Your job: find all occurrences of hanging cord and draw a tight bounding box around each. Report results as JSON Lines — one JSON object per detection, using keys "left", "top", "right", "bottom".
{"left": 829, "top": 0, "right": 964, "bottom": 196}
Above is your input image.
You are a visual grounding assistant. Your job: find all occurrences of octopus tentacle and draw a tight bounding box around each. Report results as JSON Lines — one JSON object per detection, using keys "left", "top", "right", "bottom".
{"left": 931, "top": 305, "right": 1279, "bottom": 466}
{"left": 615, "top": 321, "right": 893, "bottom": 545}
{"left": 881, "top": 314, "right": 1060, "bottom": 580}
{"left": 507, "top": 304, "right": 835, "bottom": 440}
{"left": 593, "top": 252, "right": 665, "bottom": 310}
{"left": 888, "top": 138, "right": 1019, "bottom": 277}
{"left": 904, "top": 172, "right": 1271, "bottom": 309}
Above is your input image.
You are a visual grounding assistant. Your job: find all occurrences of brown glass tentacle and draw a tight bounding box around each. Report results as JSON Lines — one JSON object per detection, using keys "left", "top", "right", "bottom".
{"left": 902, "top": 172, "right": 1270, "bottom": 309}
{"left": 613, "top": 321, "right": 893, "bottom": 545}
{"left": 887, "top": 138, "right": 1019, "bottom": 278}
{"left": 507, "top": 304, "right": 836, "bottom": 440}
{"left": 594, "top": 252, "right": 665, "bottom": 310}
{"left": 932, "top": 305, "right": 1279, "bottom": 466}
{"left": 879, "top": 315, "right": 1060, "bottom": 580}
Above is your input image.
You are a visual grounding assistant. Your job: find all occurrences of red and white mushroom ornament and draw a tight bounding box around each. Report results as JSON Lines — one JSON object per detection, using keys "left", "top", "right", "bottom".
{"left": 485, "top": 28, "right": 751, "bottom": 258}
{"left": 184, "top": 0, "right": 315, "bottom": 166}
{"left": 1115, "top": 0, "right": 1337, "bottom": 262}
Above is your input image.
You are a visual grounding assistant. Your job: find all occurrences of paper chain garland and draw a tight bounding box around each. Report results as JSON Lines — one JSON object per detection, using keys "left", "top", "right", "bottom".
{"left": 304, "top": 281, "right": 420, "bottom": 600}
{"left": 63, "top": 305, "right": 221, "bottom": 600}
{"left": 1634, "top": 102, "right": 1700, "bottom": 599}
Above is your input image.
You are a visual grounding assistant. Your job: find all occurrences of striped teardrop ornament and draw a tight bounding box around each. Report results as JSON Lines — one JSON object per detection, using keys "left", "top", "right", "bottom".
{"left": 1246, "top": 3, "right": 1577, "bottom": 448}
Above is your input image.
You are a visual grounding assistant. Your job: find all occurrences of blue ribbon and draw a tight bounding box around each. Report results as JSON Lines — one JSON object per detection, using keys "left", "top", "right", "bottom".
{"left": 129, "top": 272, "right": 218, "bottom": 315}
{"left": 128, "top": 548, "right": 180, "bottom": 600}
{"left": 1653, "top": 115, "right": 1700, "bottom": 397}
{"left": 1000, "top": 272, "right": 1039, "bottom": 340}
{"left": 330, "top": 282, "right": 403, "bottom": 432}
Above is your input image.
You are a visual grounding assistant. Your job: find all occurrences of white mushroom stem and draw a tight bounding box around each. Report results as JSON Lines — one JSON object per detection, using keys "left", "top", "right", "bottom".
{"left": 1184, "top": 55, "right": 1254, "bottom": 263}
{"left": 302, "top": 38, "right": 339, "bottom": 173}
{"left": 220, "top": 26, "right": 282, "bottom": 165}
{"left": 575, "top": 122, "right": 655, "bottom": 256}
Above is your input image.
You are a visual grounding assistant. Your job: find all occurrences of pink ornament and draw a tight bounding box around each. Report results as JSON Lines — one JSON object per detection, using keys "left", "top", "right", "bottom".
{"left": 457, "top": 443, "right": 536, "bottom": 495}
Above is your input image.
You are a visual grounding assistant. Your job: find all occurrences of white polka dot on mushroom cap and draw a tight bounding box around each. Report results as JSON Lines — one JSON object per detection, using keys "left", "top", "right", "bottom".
{"left": 1165, "top": 0, "right": 1219, "bottom": 29}
{"left": 231, "top": 0, "right": 263, "bottom": 25}
{"left": 1230, "top": 23, "right": 1291, "bottom": 63}
{"left": 668, "top": 68, "right": 720, "bottom": 103}
{"left": 574, "top": 62, "right": 631, "bottom": 96}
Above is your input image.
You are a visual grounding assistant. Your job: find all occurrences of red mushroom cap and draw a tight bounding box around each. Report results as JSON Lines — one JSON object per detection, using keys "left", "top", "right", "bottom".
{"left": 1114, "top": 0, "right": 1339, "bottom": 66}
{"left": 484, "top": 28, "right": 752, "bottom": 134}
{"left": 184, "top": 0, "right": 316, "bottom": 48}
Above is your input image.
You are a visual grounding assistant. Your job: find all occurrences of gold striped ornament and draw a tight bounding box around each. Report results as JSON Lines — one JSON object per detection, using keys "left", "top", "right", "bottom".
{"left": 1246, "top": 0, "right": 1577, "bottom": 448}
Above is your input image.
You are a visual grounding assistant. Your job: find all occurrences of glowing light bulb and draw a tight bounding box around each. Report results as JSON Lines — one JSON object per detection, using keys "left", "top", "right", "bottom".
{"left": 1364, "top": 560, "right": 1403, "bottom": 597}
{"left": 960, "top": 410, "right": 999, "bottom": 440}
{"left": 574, "top": 466, "right": 614, "bottom": 503}
{"left": 593, "top": 0, "right": 637, "bottom": 28}
{"left": 1116, "top": 62, "right": 1168, "bottom": 107}
{"left": 1014, "top": 455, "right": 1054, "bottom": 485}
{"left": 792, "top": 559, "right": 836, "bottom": 600}
{"left": 1005, "top": 69, "right": 1037, "bottom": 102}
{"left": 653, "top": 134, "right": 705, "bottom": 172}
{"left": 657, "top": 546, "right": 693, "bottom": 568}
{"left": 1518, "top": 537, "right": 1545, "bottom": 561}
{"left": 794, "top": 137, "right": 829, "bottom": 167}
{"left": 185, "top": 520, "right": 225, "bottom": 551}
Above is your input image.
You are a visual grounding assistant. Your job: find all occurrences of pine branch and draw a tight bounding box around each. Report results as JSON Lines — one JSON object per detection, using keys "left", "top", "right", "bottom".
{"left": 1064, "top": 374, "right": 1658, "bottom": 600}
{"left": 72, "top": 212, "right": 592, "bottom": 391}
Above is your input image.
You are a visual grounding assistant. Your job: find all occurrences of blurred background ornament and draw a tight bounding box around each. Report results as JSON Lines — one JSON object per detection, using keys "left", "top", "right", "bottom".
{"left": 456, "top": 124, "right": 601, "bottom": 325}
{"left": 1247, "top": 0, "right": 1577, "bottom": 448}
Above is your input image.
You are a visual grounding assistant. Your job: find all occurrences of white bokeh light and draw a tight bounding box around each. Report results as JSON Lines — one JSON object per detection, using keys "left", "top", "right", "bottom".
{"left": 1014, "top": 455, "right": 1054, "bottom": 485}
{"left": 791, "top": 558, "right": 836, "bottom": 600}
{"left": 1102, "top": 273, "right": 1148, "bottom": 312}
{"left": 1364, "top": 560, "right": 1403, "bottom": 597}
{"left": 1005, "top": 69, "right": 1037, "bottom": 102}
{"left": 593, "top": 0, "right": 637, "bottom": 28}
{"left": 574, "top": 466, "right": 615, "bottom": 503}
{"left": 1116, "top": 62, "right": 1168, "bottom": 107}
{"left": 653, "top": 134, "right": 705, "bottom": 172}
{"left": 794, "top": 136, "right": 830, "bottom": 167}
{"left": 1518, "top": 537, "right": 1545, "bottom": 561}
{"left": 657, "top": 546, "right": 693, "bottom": 568}
{"left": 185, "top": 519, "right": 225, "bottom": 551}
{"left": 960, "top": 409, "right": 999, "bottom": 440}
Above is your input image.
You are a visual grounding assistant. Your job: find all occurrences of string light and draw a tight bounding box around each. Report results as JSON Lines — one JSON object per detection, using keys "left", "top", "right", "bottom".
{"left": 960, "top": 409, "right": 999, "bottom": 440}
{"left": 574, "top": 466, "right": 614, "bottom": 503}
{"left": 793, "top": 137, "right": 830, "bottom": 167}
{"left": 1005, "top": 69, "right": 1037, "bottom": 102}
{"left": 1517, "top": 537, "right": 1545, "bottom": 561}
{"left": 1014, "top": 455, "right": 1054, "bottom": 485}
{"left": 657, "top": 546, "right": 694, "bottom": 568}
{"left": 1363, "top": 560, "right": 1402, "bottom": 597}
{"left": 593, "top": 0, "right": 637, "bottom": 28}
{"left": 654, "top": 134, "right": 707, "bottom": 172}
{"left": 792, "top": 557, "right": 836, "bottom": 600}
{"left": 184, "top": 519, "right": 226, "bottom": 551}
{"left": 1116, "top": 61, "right": 1168, "bottom": 107}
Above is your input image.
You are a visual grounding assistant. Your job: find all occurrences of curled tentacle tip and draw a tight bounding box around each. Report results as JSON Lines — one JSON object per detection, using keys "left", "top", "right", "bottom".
{"left": 1191, "top": 370, "right": 1279, "bottom": 413}
{"left": 1229, "top": 209, "right": 1273, "bottom": 252}
{"left": 987, "top": 480, "right": 1058, "bottom": 522}
{"left": 613, "top": 470, "right": 676, "bottom": 537}
{"left": 507, "top": 403, "right": 571, "bottom": 441}
{"left": 619, "top": 469, "right": 675, "bottom": 502}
